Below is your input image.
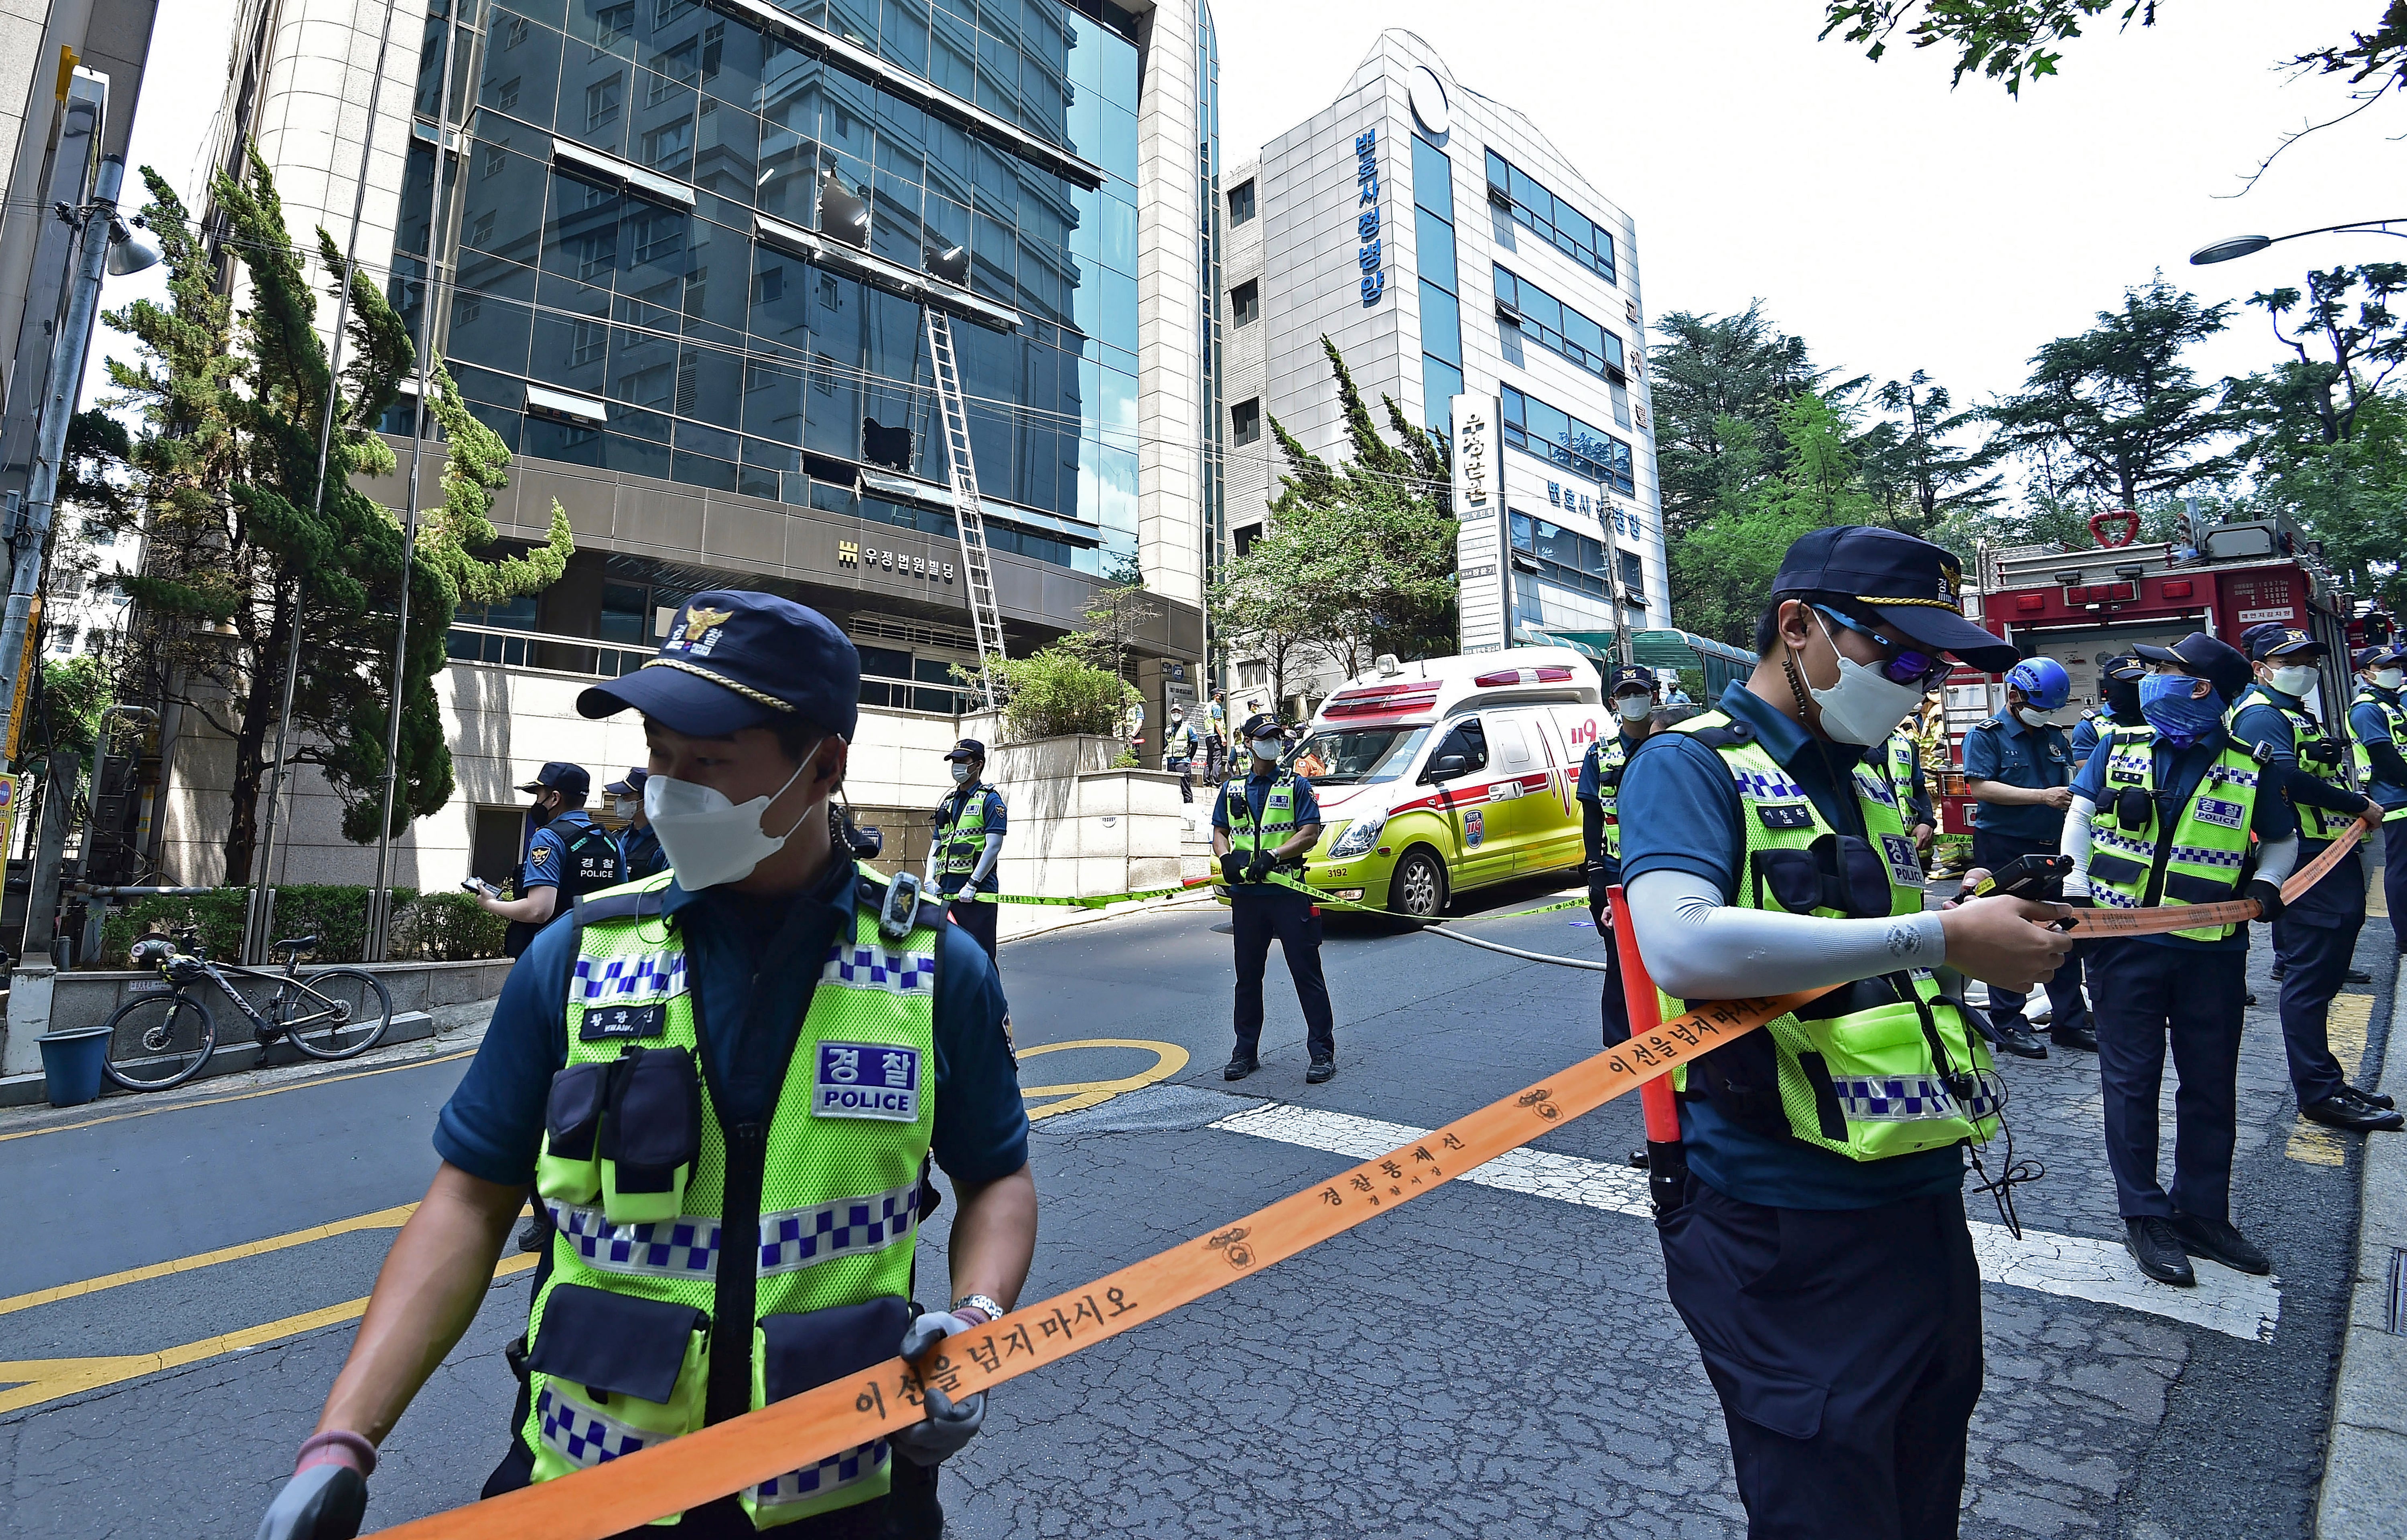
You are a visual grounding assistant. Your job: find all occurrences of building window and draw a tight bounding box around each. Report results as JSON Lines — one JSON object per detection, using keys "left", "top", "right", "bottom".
{"left": 1227, "top": 178, "right": 1255, "bottom": 226}
{"left": 1511, "top": 511, "right": 1618, "bottom": 599}
{"left": 1231, "top": 397, "right": 1260, "bottom": 445}
{"left": 1411, "top": 136, "right": 1462, "bottom": 434}
{"left": 469, "top": 210, "right": 495, "bottom": 247}
{"left": 49, "top": 628, "right": 74, "bottom": 654}
{"left": 1484, "top": 149, "right": 1616, "bottom": 284}
{"left": 572, "top": 320, "right": 609, "bottom": 365}
{"left": 586, "top": 75, "right": 623, "bottom": 132}
{"left": 1501, "top": 385, "right": 1636, "bottom": 496}
{"left": 1493, "top": 265, "right": 1626, "bottom": 381}
{"left": 1233, "top": 522, "right": 1260, "bottom": 557}
{"left": 1230, "top": 279, "right": 1258, "bottom": 328}
{"left": 81, "top": 630, "right": 104, "bottom": 654}
{"left": 505, "top": 16, "right": 528, "bottom": 49}
{"left": 1619, "top": 549, "right": 1646, "bottom": 603}
{"left": 496, "top": 75, "right": 521, "bottom": 111}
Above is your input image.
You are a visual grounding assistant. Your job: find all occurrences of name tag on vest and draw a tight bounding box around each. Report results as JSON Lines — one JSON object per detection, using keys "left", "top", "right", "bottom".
{"left": 1756, "top": 803, "right": 1814, "bottom": 831}
{"left": 814, "top": 1041, "right": 922, "bottom": 1122}
{"left": 1878, "top": 832, "right": 1925, "bottom": 888}
{"left": 2194, "top": 796, "right": 2246, "bottom": 829}
{"left": 580, "top": 1003, "right": 666, "bottom": 1041}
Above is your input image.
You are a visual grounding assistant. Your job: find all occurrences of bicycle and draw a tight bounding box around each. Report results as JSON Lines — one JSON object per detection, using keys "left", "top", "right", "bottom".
{"left": 101, "top": 927, "right": 394, "bottom": 1091}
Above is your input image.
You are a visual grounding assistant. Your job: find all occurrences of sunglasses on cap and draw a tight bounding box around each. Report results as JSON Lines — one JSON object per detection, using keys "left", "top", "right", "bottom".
{"left": 1812, "top": 605, "right": 1951, "bottom": 690}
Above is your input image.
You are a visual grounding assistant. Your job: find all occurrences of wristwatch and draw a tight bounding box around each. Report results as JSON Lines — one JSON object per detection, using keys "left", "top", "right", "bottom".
{"left": 952, "top": 1293, "right": 1007, "bottom": 1325}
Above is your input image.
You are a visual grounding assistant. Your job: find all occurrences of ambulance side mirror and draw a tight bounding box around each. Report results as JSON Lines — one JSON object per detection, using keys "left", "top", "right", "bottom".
{"left": 1424, "top": 754, "right": 1467, "bottom": 784}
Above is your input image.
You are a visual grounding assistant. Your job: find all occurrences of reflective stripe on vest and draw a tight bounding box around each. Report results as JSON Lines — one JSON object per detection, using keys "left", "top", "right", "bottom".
{"left": 1657, "top": 712, "right": 2001, "bottom": 1161}
{"left": 934, "top": 787, "right": 995, "bottom": 877}
{"left": 2234, "top": 685, "right": 2354, "bottom": 841}
{"left": 523, "top": 866, "right": 937, "bottom": 1527}
{"left": 1883, "top": 731, "right": 1917, "bottom": 816}
{"left": 1224, "top": 772, "right": 1299, "bottom": 854}
{"left": 2349, "top": 688, "right": 2407, "bottom": 823}
{"left": 2085, "top": 735, "right": 2261, "bottom": 940}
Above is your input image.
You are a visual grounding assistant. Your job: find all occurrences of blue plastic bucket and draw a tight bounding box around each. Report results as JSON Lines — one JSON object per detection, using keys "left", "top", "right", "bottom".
{"left": 38, "top": 1025, "right": 112, "bottom": 1107}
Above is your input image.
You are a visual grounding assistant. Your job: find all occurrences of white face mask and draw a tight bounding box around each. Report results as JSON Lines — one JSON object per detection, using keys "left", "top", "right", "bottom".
{"left": 1613, "top": 694, "right": 1652, "bottom": 723}
{"left": 643, "top": 747, "right": 820, "bottom": 890}
{"left": 2270, "top": 665, "right": 2316, "bottom": 698}
{"left": 2378, "top": 669, "right": 2404, "bottom": 692}
{"left": 2014, "top": 705, "right": 2050, "bottom": 729}
{"left": 1251, "top": 735, "right": 1284, "bottom": 760}
{"left": 613, "top": 796, "right": 639, "bottom": 821}
{"left": 950, "top": 762, "right": 972, "bottom": 784}
{"left": 1804, "top": 612, "right": 1928, "bottom": 747}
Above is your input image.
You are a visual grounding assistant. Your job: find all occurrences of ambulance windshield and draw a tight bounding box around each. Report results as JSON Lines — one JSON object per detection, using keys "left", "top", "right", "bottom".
{"left": 1292, "top": 725, "right": 1431, "bottom": 785}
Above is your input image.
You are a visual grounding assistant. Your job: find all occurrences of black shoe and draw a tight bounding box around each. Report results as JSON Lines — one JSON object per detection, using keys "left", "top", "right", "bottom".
{"left": 2270, "top": 962, "right": 2286, "bottom": 982}
{"left": 1994, "top": 1024, "right": 2048, "bottom": 1060}
{"left": 2124, "top": 1217, "right": 2196, "bottom": 1286}
{"left": 1223, "top": 1054, "right": 1259, "bottom": 1082}
{"left": 2245, "top": 991, "right": 2259, "bottom": 1005}
{"left": 2169, "top": 1212, "right": 2273, "bottom": 1275}
{"left": 2051, "top": 1025, "right": 2099, "bottom": 1053}
{"left": 2346, "top": 967, "right": 2374, "bottom": 984}
{"left": 1305, "top": 1059, "right": 1335, "bottom": 1084}
{"left": 2344, "top": 1084, "right": 2398, "bottom": 1110}
{"left": 2304, "top": 1094, "right": 2406, "bottom": 1133}
{"left": 516, "top": 1214, "right": 549, "bottom": 1255}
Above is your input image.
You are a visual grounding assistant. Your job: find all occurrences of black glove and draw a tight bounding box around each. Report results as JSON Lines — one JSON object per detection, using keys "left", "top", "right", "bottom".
{"left": 1244, "top": 849, "right": 1275, "bottom": 884}
{"left": 2299, "top": 735, "right": 2342, "bottom": 766}
{"left": 891, "top": 1312, "right": 987, "bottom": 1467}
{"left": 1585, "top": 863, "right": 1613, "bottom": 906}
{"left": 2246, "top": 878, "right": 2284, "bottom": 924}
{"left": 254, "top": 1465, "right": 367, "bottom": 1540}
{"left": 1220, "top": 851, "right": 1246, "bottom": 886}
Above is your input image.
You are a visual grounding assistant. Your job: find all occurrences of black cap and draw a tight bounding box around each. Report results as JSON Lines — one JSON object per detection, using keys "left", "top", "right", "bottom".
{"left": 2133, "top": 632, "right": 2253, "bottom": 702}
{"left": 2099, "top": 653, "right": 2145, "bottom": 682}
{"left": 2356, "top": 646, "right": 2402, "bottom": 671}
{"left": 577, "top": 591, "right": 860, "bottom": 740}
{"left": 1770, "top": 525, "right": 2017, "bottom": 672}
{"left": 603, "top": 767, "right": 648, "bottom": 797}
{"left": 1607, "top": 664, "right": 1656, "bottom": 695}
{"left": 943, "top": 738, "right": 986, "bottom": 762}
{"left": 2243, "top": 623, "right": 2325, "bottom": 661}
{"left": 518, "top": 762, "right": 591, "bottom": 800}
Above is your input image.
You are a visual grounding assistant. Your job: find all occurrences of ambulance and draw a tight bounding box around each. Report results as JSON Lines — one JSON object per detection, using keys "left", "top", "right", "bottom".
{"left": 1288, "top": 648, "right": 1606, "bottom": 917}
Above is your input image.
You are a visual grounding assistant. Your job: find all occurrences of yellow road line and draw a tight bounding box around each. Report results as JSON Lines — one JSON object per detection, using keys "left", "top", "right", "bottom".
{"left": 0, "top": 1047, "right": 479, "bottom": 1144}
{"left": 0, "top": 1205, "right": 420, "bottom": 1317}
{"left": 1017, "top": 1037, "right": 1190, "bottom": 1121}
{"left": 2285, "top": 993, "right": 2375, "bottom": 1166}
{"left": 0, "top": 1254, "right": 538, "bottom": 1417}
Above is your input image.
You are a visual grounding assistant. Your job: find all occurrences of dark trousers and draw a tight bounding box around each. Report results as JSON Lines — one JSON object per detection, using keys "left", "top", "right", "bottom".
{"left": 2385, "top": 825, "right": 2407, "bottom": 951}
{"left": 1232, "top": 889, "right": 1335, "bottom": 1061}
{"left": 1170, "top": 761, "right": 1193, "bottom": 802}
{"left": 947, "top": 895, "right": 999, "bottom": 966}
{"left": 2271, "top": 841, "right": 2365, "bottom": 1109}
{"left": 485, "top": 1435, "right": 941, "bottom": 1537}
{"left": 1590, "top": 877, "right": 1632, "bottom": 1046}
{"left": 1658, "top": 1178, "right": 1983, "bottom": 1540}
{"left": 1971, "top": 831, "right": 2091, "bottom": 1039}
{"left": 2088, "top": 938, "right": 2245, "bottom": 1221}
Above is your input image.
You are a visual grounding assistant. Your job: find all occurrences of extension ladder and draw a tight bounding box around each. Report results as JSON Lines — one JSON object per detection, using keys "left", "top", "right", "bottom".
{"left": 923, "top": 308, "right": 1005, "bottom": 703}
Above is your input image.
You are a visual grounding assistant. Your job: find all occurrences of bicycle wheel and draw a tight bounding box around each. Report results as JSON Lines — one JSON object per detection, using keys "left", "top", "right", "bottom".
{"left": 278, "top": 968, "right": 394, "bottom": 1060}
{"left": 101, "top": 991, "right": 218, "bottom": 1090}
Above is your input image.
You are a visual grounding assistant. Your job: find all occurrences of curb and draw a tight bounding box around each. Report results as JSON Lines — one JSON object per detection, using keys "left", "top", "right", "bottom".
{"left": 2317, "top": 952, "right": 2407, "bottom": 1537}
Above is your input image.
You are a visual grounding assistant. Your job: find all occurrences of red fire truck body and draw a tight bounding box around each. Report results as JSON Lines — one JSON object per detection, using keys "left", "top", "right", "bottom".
{"left": 1930, "top": 519, "right": 2355, "bottom": 839}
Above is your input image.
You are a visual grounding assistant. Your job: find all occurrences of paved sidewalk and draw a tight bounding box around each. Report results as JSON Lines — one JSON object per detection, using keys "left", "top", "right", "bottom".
{"left": 2318, "top": 952, "right": 2407, "bottom": 1538}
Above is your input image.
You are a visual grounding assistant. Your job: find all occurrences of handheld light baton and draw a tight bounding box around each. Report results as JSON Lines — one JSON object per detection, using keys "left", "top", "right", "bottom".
{"left": 1607, "top": 884, "right": 1687, "bottom": 1216}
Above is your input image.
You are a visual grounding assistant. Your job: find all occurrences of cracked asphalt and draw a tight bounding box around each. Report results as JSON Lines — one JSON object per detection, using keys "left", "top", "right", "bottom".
{"left": 0, "top": 871, "right": 2389, "bottom": 1537}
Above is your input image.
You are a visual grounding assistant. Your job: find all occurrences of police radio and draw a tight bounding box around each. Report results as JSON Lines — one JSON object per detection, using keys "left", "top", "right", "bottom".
{"left": 1967, "top": 853, "right": 2072, "bottom": 903}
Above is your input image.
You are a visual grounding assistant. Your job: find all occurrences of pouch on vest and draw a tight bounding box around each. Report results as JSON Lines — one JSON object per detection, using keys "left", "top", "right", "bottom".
{"left": 2113, "top": 786, "right": 2153, "bottom": 832}
{"left": 1754, "top": 834, "right": 1890, "bottom": 919}
{"left": 535, "top": 1060, "right": 609, "bottom": 1206}
{"left": 598, "top": 1045, "right": 701, "bottom": 1225}
{"left": 2162, "top": 868, "right": 2243, "bottom": 906}
{"left": 1597, "top": 762, "right": 1626, "bottom": 790}
{"left": 526, "top": 1283, "right": 710, "bottom": 1478}
{"left": 1679, "top": 1019, "right": 1790, "bottom": 1134}
{"left": 743, "top": 1297, "right": 912, "bottom": 1526}
{"left": 1791, "top": 997, "right": 1999, "bottom": 1160}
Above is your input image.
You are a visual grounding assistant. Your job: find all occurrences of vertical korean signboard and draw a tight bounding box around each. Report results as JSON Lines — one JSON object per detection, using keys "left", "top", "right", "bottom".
{"left": 1453, "top": 393, "right": 1509, "bottom": 653}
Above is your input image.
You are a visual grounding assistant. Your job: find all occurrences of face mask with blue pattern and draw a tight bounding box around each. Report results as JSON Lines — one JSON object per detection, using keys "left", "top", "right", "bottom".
{"left": 2138, "top": 673, "right": 2223, "bottom": 749}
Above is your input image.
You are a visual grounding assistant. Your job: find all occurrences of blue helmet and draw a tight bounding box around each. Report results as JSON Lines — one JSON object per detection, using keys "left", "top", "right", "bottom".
{"left": 2006, "top": 656, "right": 2071, "bottom": 711}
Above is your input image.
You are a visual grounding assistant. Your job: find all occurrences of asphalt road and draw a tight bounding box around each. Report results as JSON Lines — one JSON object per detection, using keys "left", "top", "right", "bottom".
{"left": 0, "top": 873, "right": 2391, "bottom": 1538}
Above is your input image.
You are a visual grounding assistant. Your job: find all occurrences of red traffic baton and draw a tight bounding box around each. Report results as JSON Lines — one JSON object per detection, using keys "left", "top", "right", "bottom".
{"left": 1607, "top": 883, "right": 1687, "bottom": 1214}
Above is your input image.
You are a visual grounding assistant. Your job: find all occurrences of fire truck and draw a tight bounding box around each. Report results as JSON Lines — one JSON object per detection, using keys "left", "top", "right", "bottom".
{"left": 1930, "top": 513, "right": 2358, "bottom": 839}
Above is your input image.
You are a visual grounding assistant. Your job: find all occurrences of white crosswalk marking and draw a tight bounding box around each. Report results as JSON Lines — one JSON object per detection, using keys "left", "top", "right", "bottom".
{"left": 1211, "top": 1100, "right": 2281, "bottom": 1343}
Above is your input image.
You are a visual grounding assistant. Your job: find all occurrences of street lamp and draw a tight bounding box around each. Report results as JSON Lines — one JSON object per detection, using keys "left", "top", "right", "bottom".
{"left": 2190, "top": 219, "right": 2407, "bottom": 265}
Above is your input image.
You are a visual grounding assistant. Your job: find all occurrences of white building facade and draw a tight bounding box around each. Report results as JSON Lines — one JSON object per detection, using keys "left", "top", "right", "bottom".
{"left": 1221, "top": 32, "right": 1665, "bottom": 706}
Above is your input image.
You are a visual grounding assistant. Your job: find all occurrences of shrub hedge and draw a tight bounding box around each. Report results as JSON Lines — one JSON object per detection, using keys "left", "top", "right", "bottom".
{"left": 97, "top": 885, "right": 507, "bottom": 967}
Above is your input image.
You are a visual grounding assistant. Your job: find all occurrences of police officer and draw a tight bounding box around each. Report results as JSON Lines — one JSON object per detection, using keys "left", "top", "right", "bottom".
{"left": 479, "top": 763, "right": 623, "bottom": 961}
{"left": 606, "top": 768, "right": 667, "bottom": 881}
{"left": 252, "top": 593, "right": 1035, "bottom": 1540}
{"left": 2230, "top": 625, "right": 2401, "bottom": 1133}
{"left": 2063, "top": 632, "right": 2380, "bottom": 1285}
{"left": 1962, "top": 657, "right": 2094, "bottom": 1055}
{"left": 1619, "top": 526, "right": 2071, "bottom": 1539}
{"left": 2347, "top": 646, "right": 2407, "bottom": 951}
{"left": 929, "top": 738, "right": 1007, "bottom": 965}
{"left": 1577, "top": 664, "right": 1659, "bottom": 1045}
{"left": 1162, "top": 702, "right": 1200, "bottom": 804}
{"left": 1214, "top": 711, "right": 1336, "bottom": 1084}
{"left": 1880, "top": 715, "right": 1934, "bottom": 853}
{"left": 2070, "top": 654, "right": 2149, "bottom": 770}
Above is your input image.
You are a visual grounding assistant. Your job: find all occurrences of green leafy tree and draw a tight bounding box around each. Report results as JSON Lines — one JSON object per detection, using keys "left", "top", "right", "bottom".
{"left": 100, "top": 147, "right": 571, "bottom": 882}
{"left": 1065, "top": 550, "right": 1157, "bottom": 687}
{"left": 1648, "top": 302, "right": 1822, "bottom": 538}
{"left": 1984, "top": 278, "right": 2237, "bottom": 511}
{"left": 1857, "top": 371, "right": 2004, "bottom": 543}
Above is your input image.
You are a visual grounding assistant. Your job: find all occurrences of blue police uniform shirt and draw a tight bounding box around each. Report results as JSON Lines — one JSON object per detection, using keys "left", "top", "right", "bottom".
{"left": 2351, "top": 691, "right": 2407, "bottom": 808}
{"left": 934, "top": 785, "right": 1009, "bottom": 897}
{"left": 618, "top": 823, "right": 667, "bottom": 881}
{"left": 1211, "top": 768, "right": 1321, "bottom": 896}
{"left": 2233, "top": 687, "right": 2364, "bottom": 923}
{"left": 436, "top": 853, "right": 1029, "bottom": 1189}
{"left": 1618, "top": 681, "right": 1966, "bottom": 1211}
{"left": 1961, "top": 711, "right": 2073, "bottom": 844}
{"left": 1577, "top": 729, "right": 1648, "bottom": 881}
{"left": 520, "top": 809, "right": 605, "bottom": 893}
{"left": 2070, "top": 725, "right": 2299, "bottom": 952}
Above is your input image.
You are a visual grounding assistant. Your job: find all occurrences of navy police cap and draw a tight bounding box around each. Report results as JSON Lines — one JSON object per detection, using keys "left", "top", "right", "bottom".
{"left": 602, "top": 767, "right": 649, "bottom": 797}
{"left": 1770, "top": 525, "right": 2017, "bottom": 672}
{"left": 2356, "top": 646, "right": 2402, "bottom": 672}
{"left": 577, "top": 590, "right": 861, "bottom": 740}
{"left": 2242, "top": 623, "right": 2324, "bottom": 661}
{"left": 516, "top": 761, "right": 590, "bottom": 800}
{"left": 2133, "top": 632, "right": 2253, "bottom": 703}
{"left": 1606, "top": 664, "right": 1656, "bottom": 694}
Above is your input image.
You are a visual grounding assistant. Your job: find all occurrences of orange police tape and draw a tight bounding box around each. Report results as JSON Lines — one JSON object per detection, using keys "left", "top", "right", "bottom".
{"left": 377, "top": 820, "right": 2372, "bottom": 1538}
{"left": 374, "top": 989, "right": 1822, "bottom": 1540}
